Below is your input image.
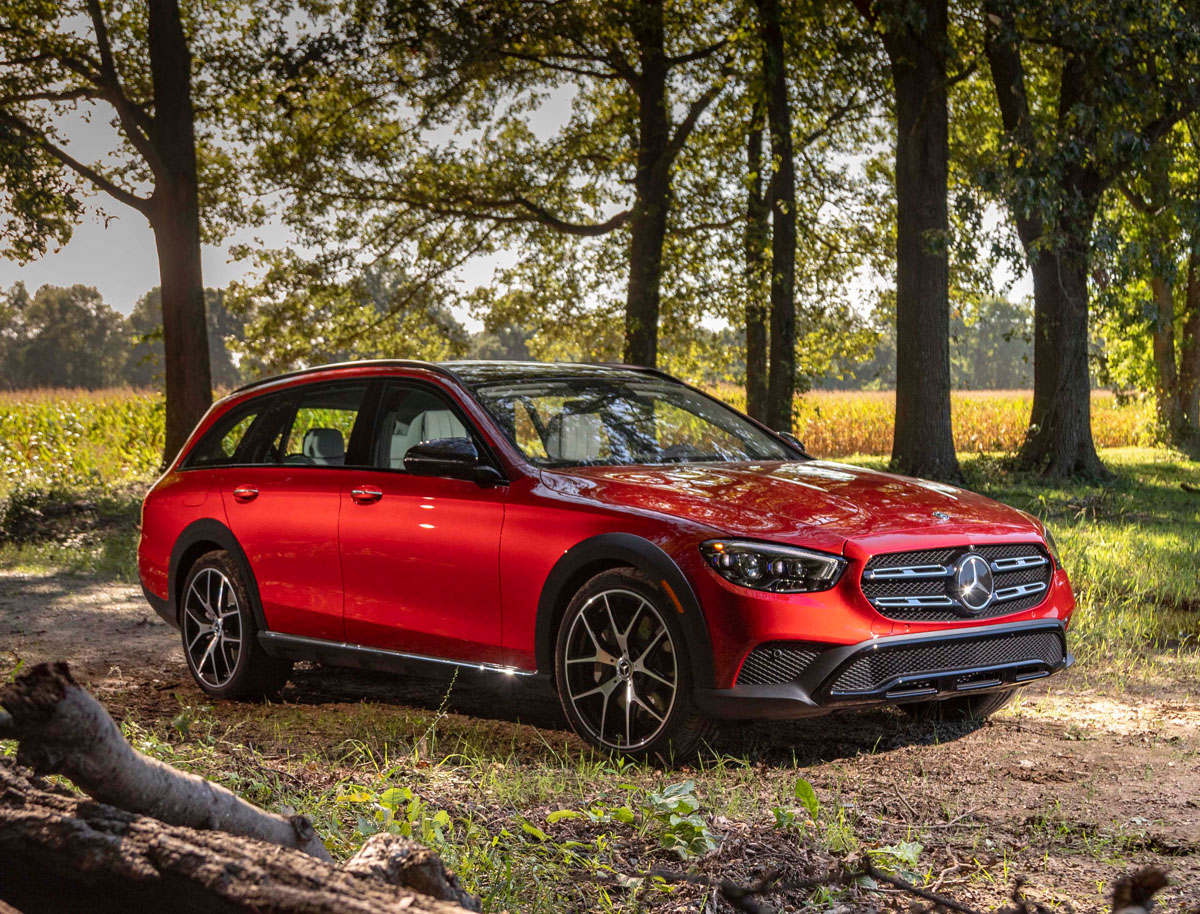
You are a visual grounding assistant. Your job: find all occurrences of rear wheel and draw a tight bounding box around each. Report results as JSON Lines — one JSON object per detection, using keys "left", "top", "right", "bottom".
{"left": 180, "top": 551, "right": 292, "bottom": 700}
{"left": 903, "top": 686, "right": 1016, "bottom": 723}
{"left": 555, "top": 569, "right": 714, "bottom": 759}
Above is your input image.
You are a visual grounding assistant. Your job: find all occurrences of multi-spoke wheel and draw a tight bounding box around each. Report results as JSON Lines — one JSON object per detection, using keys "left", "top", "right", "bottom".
{"left": 555, "top": 568, "right": 714, "bottom": 758}
{"left": 179, "top": 551, "right": 291, "bottom": 699}
{"left": 183, "top": 566, "right": 243, "bottom": 689}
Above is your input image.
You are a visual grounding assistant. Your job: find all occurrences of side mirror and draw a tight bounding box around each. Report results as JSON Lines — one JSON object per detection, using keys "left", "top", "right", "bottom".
{"left": 403, "top": 437, "right": 504, "bottom": 486}
{"left": 778, "top": 431, "right": 810, "bottom": 457}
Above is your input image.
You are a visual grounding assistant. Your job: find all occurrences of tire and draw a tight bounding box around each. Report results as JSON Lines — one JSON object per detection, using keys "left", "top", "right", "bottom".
{"left": 902, "top": 686, "right": 1016, "bottom": 723}
{"left": 554, "top": 568, "right": 715, "bottom": 760}
{"left": 179, "top": 550, "right": 292, "bottom": 700}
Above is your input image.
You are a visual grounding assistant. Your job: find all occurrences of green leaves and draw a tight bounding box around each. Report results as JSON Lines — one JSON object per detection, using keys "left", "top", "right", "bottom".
{"left": 794, "top": 776, "right": 820, "bottom": 819}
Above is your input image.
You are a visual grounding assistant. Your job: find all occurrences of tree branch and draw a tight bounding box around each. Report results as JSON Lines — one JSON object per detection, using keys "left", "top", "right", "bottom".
{"left": 85, "top": 0, "right": 163, "bottom": 176}
{"left": 666, "top": 77, "right": 726, "bottom": 164}
{"left": 0, "top": 110, "right": 151, "bottom": 215}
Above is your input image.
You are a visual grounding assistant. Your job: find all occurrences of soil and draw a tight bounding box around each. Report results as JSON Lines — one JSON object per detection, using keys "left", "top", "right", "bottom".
{"left": 2, "top": 569, "right": 1198, "bottom": 912}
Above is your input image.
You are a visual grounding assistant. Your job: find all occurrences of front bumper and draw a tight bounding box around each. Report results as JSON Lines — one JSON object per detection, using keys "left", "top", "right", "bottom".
{"left": 694, "top": 619, "right": 1072, "bottom": 720}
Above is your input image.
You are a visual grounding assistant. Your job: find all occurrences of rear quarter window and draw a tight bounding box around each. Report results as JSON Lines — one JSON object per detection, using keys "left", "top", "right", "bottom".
{"left": 183, "top": 399, "right": 273, "bottom": 467}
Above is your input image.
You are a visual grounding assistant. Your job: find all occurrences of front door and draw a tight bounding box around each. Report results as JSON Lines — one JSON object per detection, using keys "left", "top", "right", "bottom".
{"left": 339, "top": 380, "right": 507, "bottom": 665}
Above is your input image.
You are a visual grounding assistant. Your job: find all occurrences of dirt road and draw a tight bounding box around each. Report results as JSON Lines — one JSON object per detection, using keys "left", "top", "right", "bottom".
{"left": 2, "top": 569, "right": 1197, "bottom": 910}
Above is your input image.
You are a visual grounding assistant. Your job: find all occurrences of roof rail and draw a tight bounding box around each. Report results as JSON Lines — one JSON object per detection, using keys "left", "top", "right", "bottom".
{"left": 230, "top": 359, "right": 447, "bottom": 395}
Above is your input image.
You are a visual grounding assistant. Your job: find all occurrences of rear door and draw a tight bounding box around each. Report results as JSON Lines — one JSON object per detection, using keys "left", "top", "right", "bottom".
{"left": 339, "top": 379, "right": 507, "bottom": 665}
{"left": 220, "top": 381, "right": 371, "bottom": 641}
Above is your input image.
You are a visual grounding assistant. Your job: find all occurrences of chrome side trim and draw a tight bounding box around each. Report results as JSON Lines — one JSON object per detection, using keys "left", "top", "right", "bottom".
{"left": 993, "top": 581, "right": 1047, "bottom": 603}
{"left": 862, "top": 564, "right": 952, "bottom": 581}
{"left": 257, "top": 631, "right": 536, "bottom": 677}
{"left": 990, "top": 555, "right": 1049, "bottom": 573}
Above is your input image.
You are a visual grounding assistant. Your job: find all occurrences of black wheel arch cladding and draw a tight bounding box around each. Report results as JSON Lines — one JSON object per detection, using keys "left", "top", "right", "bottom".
{"left": 535, "top": 532, "right": 715, "bottom": 689}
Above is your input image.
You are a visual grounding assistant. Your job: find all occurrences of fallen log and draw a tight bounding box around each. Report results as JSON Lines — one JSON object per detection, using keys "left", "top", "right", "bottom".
{"left": 0, "top": 661, "right": 330, "bottom": 860}
{"left": 0, "top": 662, "right": 480, "bottom": 913}
{"left": 0, "top": 760, "right": 473, "bottom": 914}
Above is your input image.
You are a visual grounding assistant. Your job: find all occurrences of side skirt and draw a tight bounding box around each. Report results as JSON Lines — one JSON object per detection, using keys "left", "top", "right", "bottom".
{"left": 257, "top": 631, "right": 539, "bottom": 680}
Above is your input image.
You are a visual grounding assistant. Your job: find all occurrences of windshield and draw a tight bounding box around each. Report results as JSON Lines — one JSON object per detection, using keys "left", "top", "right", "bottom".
{"left": 470, "top": 376, "right": 797, "bottom": 467}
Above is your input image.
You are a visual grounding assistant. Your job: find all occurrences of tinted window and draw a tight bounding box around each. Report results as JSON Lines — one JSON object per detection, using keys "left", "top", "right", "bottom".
{"left": 185, "top": 398, "right": 275, "bottom": 467}
{"left": 472, "top": 378, "right": 793, "bottom": 467}
{"left": 371, "top": 383, "right": 472, "bottom": 470}
{"left": 276, "top": 384, "right": 368, "bottom": 467}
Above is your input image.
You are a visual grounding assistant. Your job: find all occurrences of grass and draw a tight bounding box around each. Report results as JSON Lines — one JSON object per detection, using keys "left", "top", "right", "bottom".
{"left": 2, "top": 390, "right": 1198, "bottom": 911}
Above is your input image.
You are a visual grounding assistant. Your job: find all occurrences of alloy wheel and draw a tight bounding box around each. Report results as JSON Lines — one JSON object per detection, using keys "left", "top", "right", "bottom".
{"left": 562, "top": 588, "right": 678, "bottom": 751}
{"left": 182, "top": 567, "right": 244, "bottom": 689}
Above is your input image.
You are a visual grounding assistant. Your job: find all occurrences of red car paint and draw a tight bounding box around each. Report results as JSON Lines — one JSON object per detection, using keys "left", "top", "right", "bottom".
{"left": 138, "top": 360, "right": 1075, "bottom": 705}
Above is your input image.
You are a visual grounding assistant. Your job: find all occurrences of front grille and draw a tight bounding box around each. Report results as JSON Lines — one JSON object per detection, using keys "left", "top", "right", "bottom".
{"left": 861, "top": 543, "right": 1053, "bottom": 622}
{"left": 828, "top": 629, "right": 1064, "bottom": 695}
{"left": 737, "top": 642, "right": 820, "bottom": 685}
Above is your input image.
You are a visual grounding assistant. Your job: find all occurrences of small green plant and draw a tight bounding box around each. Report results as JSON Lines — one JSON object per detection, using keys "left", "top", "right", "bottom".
{"left": 641, "top": 780, "right": 721, "bottom": 859}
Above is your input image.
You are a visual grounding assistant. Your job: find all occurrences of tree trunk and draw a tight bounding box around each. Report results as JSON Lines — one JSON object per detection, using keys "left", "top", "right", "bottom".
{"left": 0, "top": 761, "right": 473, "bottom": 914}
{"left": 880, "top": 0, "right": 961, "bottom": 481}
{"left": 1150, "top": 273, "right": 1184, "bottom": 438}
{"left": 147, "top": 0, "right": 212, "bottom": 463}
{"left": 1181, "top": 237, "right": 1200, "bottom": 428}
{"left": 623, "top": 1, "right": 669, "bottom": 368}
{"left": 1019, "top": 214, "right": 1108, "bottom": 478}
{"left": 745, "top": 105, "right": 770, "bottom": 422}
{"left": 756, "top": 0, "right": 796, "bottom": 433}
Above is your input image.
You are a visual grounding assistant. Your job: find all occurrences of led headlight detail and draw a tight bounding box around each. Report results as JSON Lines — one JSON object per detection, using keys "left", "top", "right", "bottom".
{"left": 700, "top": 540, "right": 846, "bottom": 593}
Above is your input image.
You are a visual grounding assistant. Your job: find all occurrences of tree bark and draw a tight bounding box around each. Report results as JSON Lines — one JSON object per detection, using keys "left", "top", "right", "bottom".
{"left": 1150, "top": 272, "right": 1183, "bottom": 437}
{"left": 878, "top": 0, "right": 961, "bottom": 481}
{"left": 745, "top": 106, "right": 770, "bottom": 422}
{"left": 756, "top": 0, "right": 797, "bottom": 433}
{"left": 147, "top": 0, "right": 212, "bottom": 462}
{"left": 623, "top": 0, "right": 669, "bottom": 368}
{"left": 0, "top": 761, "right": 473, "bottom": 914}
{"left": 984, "top": 23, "right": 1108, "bottom": 478}
{"left": 1181, "top": 236, "right": 1200, "bottom": 428}
{"left": 1, "top": 662, "right": 330, "bottom": 860}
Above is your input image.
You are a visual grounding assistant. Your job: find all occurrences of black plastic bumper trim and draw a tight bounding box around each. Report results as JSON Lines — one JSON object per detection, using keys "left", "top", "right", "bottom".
{"left": 694, "top": 619, "right": 1071, "bottom": 721}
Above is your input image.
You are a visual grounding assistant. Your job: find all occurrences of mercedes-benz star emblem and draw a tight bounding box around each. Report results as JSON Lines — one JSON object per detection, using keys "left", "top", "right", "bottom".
{"left": 954, "top": 553, "right": 994, "bottom": 614}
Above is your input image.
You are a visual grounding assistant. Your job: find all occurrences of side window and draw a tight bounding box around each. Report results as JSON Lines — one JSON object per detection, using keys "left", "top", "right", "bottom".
{"left": 371, "top": 383, "right": 473, "bottom": 470}
{"left": 185, "top": 398, "right": 272, "bottom": 468}
{"left": 276, "top": 384, "right": 368, "bottom": 467}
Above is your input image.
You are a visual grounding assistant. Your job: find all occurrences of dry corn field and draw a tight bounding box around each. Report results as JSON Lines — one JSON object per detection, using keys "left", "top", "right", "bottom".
{"left": 711, "top": 386, "right": 1156, "bottom": 458}
{"left": 0, "top": 388, "right": 1156, "bottom": 493}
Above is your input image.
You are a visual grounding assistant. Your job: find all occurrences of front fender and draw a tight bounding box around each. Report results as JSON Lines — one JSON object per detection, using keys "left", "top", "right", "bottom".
{"left": 534, "top": 532, "right": 715, "bottom": 690}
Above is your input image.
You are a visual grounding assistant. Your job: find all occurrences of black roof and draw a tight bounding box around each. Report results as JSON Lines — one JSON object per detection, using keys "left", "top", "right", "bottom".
{"left": 230, "top": 358, "right": 670, "bottom": 397}
{"left": 440, "top": 360, "right": 669, "bottom": 386}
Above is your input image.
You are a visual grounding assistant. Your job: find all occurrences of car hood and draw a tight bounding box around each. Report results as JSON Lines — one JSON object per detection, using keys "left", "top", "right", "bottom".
{"left": 539, "top": 460, "right": 1040, "bottom": 553}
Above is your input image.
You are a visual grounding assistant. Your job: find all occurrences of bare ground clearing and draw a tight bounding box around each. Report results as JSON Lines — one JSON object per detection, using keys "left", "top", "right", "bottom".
{"left": 1, "top": 569, "right": 1197, "bottom": 911}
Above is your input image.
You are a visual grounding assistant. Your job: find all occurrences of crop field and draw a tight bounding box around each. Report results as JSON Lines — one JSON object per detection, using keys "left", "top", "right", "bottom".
{"left": 0, "top": 387, "right": 1155, "bottom": 501}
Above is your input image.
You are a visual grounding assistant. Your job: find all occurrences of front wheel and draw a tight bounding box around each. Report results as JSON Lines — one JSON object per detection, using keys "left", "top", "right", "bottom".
{"left": 180, "top": 550, "right": 292, "bottom": 700}
{"left": 902, "top": 686, "right": 1017, "bottom": 723}
{"left": 554, "top": 569, "right": 714, "bottom": 759}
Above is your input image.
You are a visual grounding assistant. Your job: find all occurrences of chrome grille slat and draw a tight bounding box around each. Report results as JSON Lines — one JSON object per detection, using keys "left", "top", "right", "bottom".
{"left": 990, "top": 555, "right": 1049, "bottom": 573}
{"left": 862, "top": 564, "right": 952, "bottom": 581}
{"left": 862, "top": 543, "right": 1053, "bottom": 622}
{"left": 993, "top": 581, "right": 1047, "bottom": 602}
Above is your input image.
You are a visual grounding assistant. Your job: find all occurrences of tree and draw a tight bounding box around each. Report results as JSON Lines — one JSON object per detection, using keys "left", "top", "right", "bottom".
{"left": 0, "top": 0, "right": 215, "bottom": 460}
{"left": 980, "top": 0, "right": 1200, "bottom": 476}
{"left": 244, "top": 0, "right": 738, "bottom": 371}
{"left": 228, "top": 257, "right": 469, "bottom": 376}
{"left": 852, "top": 0, "right": 962, "bottom": 481}
{"left": 0, "top": 283, "right": 129, "bottom": 389}
{"left": 127, "top": 287, "right": 244, "bottom": 390}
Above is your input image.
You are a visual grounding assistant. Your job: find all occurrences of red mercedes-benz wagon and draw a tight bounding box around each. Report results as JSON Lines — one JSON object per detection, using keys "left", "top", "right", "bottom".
{"left": 138, "top": 360, "right": 1075, "bottom": 755}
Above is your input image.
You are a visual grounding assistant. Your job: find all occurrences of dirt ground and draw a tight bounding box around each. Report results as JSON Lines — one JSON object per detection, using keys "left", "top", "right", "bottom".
{"left": 2, "top": 569, "right": 1198, "bottom": 911}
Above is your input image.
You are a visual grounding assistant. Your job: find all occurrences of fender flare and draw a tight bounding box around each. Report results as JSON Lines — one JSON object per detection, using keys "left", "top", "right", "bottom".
{"left": 534, "top": 533, "right": 715, "bottom": 690}
{"left": 167, "top": 518, "right": 268, "bottom": 632}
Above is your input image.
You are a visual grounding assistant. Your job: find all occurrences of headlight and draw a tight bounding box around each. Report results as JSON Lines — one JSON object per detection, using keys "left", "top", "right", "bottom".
{"left": 1042, "top": 525, "right": 1063, "bottom": 569}
{"left": 700, "top": 540, "right": 846, "bottom": 593}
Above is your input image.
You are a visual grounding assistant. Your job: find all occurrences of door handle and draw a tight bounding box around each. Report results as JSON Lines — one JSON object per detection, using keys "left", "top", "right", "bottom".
{"left": 232, "top": 485, "right": 259, "bottom": 503}
{"left": 351, "top": 486, "right": 383, "bottom": 505}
